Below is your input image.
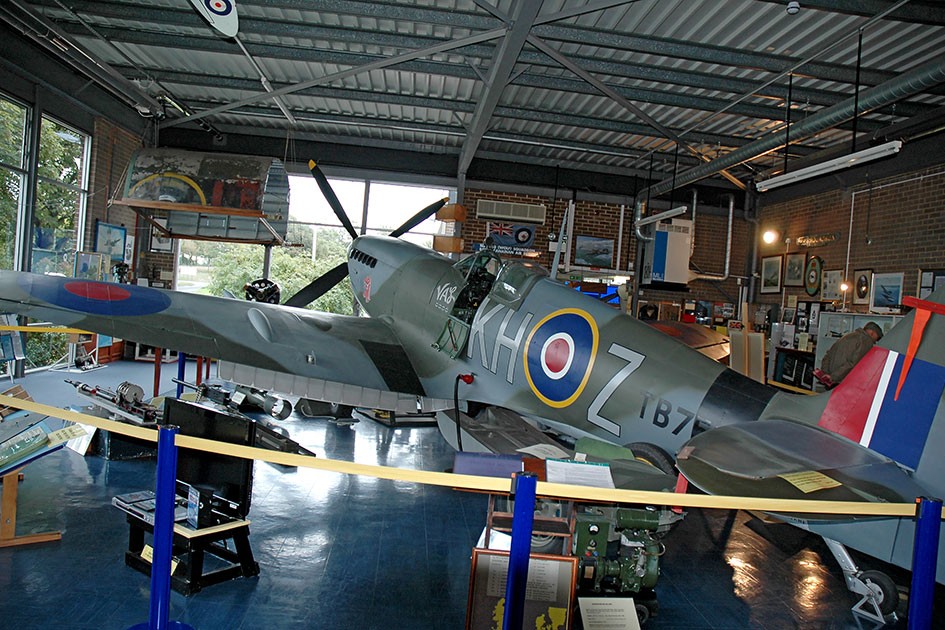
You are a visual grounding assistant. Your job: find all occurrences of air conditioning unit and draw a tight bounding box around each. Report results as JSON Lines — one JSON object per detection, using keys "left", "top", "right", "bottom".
{"left": 476, "top": 200, "right": 546, "bottom": 224}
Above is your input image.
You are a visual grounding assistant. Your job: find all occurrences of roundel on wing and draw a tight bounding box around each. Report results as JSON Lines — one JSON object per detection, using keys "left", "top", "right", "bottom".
{"left": 21, "top": 276, "right": 172, "bottom": 316}
{"left": 523, "top": 309, "right": 598, "bottom": 408}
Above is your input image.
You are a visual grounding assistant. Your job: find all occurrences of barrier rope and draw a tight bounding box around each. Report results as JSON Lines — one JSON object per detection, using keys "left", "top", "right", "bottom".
{"left": 1, "top": 394, "right": 933, "bottom": 519}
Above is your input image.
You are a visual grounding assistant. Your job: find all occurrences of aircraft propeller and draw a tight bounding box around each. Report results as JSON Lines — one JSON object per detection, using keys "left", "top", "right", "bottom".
{"left": 283, "top": 160, "right": 448, "bottom": 308}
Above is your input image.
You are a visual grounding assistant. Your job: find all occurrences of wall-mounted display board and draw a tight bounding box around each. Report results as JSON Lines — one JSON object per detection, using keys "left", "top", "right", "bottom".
{"left": 918, "top": 269, "right": 945, "bottom": 299}
{"left": 466, "top": 549, "right": 578, "bottom": 630}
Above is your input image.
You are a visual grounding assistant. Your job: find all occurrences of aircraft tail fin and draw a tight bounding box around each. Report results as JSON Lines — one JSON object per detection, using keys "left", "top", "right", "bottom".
{"left": 816, "top": 286, "right": 945, "bottom": 474}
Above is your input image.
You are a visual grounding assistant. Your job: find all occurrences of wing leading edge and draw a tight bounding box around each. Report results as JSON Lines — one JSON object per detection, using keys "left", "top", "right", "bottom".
{"left": 0, "top": 271, "right": 423, "bottom": 397}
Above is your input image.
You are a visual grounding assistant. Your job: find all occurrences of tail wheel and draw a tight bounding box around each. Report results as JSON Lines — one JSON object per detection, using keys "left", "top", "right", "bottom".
{"left": 860, "top": 570, "right": 899, "bottom": 616}
{"left": 625, "top": 442, "right": 676, "bottom": 475}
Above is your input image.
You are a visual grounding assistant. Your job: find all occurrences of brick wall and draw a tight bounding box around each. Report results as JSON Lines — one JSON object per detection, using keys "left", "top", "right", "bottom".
{"left": 460, "top": 188, "right": 754, "bottom": 308}
{"left": 85, "top": 118, "right": 176, "bottom": 287}
{"left": 756, "top": 164, "right": 945, "bottom": 312}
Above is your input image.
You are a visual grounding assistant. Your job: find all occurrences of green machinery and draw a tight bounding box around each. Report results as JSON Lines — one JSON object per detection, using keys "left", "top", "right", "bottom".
{"left": 573, "top": 507, "right": 664, "bottom": 621}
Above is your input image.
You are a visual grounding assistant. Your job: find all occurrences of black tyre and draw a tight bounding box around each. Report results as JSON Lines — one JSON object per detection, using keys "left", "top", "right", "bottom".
{"left": 625, "top": 442, "right": 676, "bottom": 475}
{"left": 860, "top": 569, "right": 899, "bottom": 616}
{"left": 635, "top": 602, "right": 650, "bottom": 625}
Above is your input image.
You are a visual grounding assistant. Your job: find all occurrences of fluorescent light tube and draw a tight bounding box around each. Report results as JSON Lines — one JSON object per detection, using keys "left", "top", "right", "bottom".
{"left": 756, "top": 140, "right": 902, "bottom": 192}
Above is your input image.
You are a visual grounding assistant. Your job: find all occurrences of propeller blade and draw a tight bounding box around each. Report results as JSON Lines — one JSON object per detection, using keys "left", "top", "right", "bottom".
{"left": 309, "top": 160, "right": 358, "bottom": 240}
{"left": 389, "top": 197, "right": 449, "bottom": 238}
{"left": 284, "top": 261, "right": 349, "bottom": 308}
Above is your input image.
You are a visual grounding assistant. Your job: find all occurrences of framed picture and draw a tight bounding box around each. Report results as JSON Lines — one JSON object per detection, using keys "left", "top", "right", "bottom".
{"left": 466, "top": 549, "right": 578, "bottom": 630}
{"left": 821, "top": 269, "right": 843, "bottom": 301}
{"left": 870, "top": 272, "right": 904, "bottom": 313}
{"left": 804, "top": 255, "right": 823, "bottom": 297}
{"left": 94, "top": 221, "right": 126, "bottom": 261}
{"left": 150, "top": 217, "right": 173, "bottom": 253}
{"left": 573, "top": 235, "right": 614, "bottom": 268}
{"left": 783, "top": 252, "right": 806, "bottom": 287}
{"left": 760, "top": 255, "right": 782, "bottom": 294}
{"left": 853, "top": 269, "right": 872, "bottom": 305}
{"left": 74, "top": 251, "right": 105, "bottom": 280}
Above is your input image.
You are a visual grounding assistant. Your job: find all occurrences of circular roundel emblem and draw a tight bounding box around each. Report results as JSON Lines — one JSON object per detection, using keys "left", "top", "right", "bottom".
{"left": 204, "top": 0, "right": 233, "bottom": 15}
{"left": 21, "top": 276, "right": 172, "bottom": 316}
{"left": 523, "top": 309, "right": 599, "bottom": 408}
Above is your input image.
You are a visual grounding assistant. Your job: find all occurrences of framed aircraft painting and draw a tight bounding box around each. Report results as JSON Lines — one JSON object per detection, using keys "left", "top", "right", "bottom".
{"left": 870, "top": 272, "right": 904, "bottom": 314}
{"left": 94, "top": 221, "right": 126, "bottom": 261}
{"left": 760, "top": 255, "right": 782, "bottom": 294}
{"left": 783, "top": 252, "right": 806, "bottom": 287}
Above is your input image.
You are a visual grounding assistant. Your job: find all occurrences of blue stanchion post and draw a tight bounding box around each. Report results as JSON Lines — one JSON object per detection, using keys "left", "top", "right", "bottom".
{"left": 908, "top": 496, "right": 942, "bottom": 630}
{"left": 175, "top": 352, "right": 187, "bottom": 399}
{"left": 128, "top": 425, "right": 193, "bottom": 630}
{"left": 503, "top": 473, "right": 537, "bottom": 630}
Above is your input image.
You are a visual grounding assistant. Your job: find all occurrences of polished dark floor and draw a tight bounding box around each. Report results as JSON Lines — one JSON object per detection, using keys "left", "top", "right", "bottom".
{"left": 1, "top": 359, "right": 942, "bottom": 629}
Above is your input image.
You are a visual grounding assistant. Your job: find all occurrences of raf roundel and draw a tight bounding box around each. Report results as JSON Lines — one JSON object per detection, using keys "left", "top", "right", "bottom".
{"left": 204, "top": 0, "right": 233, "bottom": 16}
{"left": 523, "top": 309, "right": 599, "bottom": 408}
{"left": 21, "top": 276, "right": 173, "bottom": 316}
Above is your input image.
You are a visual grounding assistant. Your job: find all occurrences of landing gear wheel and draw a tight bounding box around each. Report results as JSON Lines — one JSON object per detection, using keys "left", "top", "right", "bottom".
{"left": 625, "top": 442, "right": 676, "bottom": 475}
{"left": 635, "top": 602, "right": 650, "bottom": 625}
{"left": 860, "top": 570, "right": 899, "bottom": 616}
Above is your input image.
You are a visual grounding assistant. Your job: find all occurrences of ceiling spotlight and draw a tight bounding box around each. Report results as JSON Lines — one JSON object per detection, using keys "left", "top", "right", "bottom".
{"left": 786, "top": 1, "right": 800, "bottom": 15}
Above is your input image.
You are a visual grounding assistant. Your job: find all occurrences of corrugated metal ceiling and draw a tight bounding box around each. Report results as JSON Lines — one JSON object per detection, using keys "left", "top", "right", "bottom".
{"left": 7, "top": 0, "right": 945, "bottom": 195}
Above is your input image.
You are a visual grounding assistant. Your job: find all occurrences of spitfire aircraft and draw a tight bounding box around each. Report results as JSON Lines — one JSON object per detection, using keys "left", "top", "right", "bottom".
{"left": 0, "top": 162, "right": 942, "bottom": 621}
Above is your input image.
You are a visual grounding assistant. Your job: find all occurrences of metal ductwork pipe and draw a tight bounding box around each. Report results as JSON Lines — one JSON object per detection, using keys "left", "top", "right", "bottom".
{"left": 640, "top": 55, "right": 945, "bottom": 200}
{"left": 689, "top": 194, "right": 733, "bottom": 282}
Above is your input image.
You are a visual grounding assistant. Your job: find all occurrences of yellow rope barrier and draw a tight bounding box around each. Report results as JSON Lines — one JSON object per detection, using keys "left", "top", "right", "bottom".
{"left": 0, "top": 394, "right": 931, "bottom": 519}
{"left": 0, "top": 325, "right": 91, "bottom": 334}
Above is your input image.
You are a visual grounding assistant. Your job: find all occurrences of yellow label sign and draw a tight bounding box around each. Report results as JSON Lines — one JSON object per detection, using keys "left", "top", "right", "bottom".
{"left": 778, "top": 470, "right": 841, "bottom": 493}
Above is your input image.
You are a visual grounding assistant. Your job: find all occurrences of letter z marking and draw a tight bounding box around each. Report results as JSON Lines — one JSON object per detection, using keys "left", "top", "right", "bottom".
{"left": 587, "top": 343, "right": 645, "bottom": 437}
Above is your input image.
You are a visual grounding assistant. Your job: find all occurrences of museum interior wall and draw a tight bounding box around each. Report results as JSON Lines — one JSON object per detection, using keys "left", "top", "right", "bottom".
{"left": 756, "top": 162, "right": 945, "bottom": 311}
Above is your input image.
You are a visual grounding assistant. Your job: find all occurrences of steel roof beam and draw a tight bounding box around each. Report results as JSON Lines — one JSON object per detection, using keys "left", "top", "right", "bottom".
{"left": 456, "top": 0, "right": 544, "bottom": 177}
{"left": 37, "top": 0, "right": 911, "bottom": 87}
{"left": 66, "top": 26, "right": 893, "bottom": 132}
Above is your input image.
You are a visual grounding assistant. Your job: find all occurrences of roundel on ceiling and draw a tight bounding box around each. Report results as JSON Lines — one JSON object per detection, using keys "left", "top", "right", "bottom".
{"left": 523, "top": 308, "right": 599, "bottom": 408}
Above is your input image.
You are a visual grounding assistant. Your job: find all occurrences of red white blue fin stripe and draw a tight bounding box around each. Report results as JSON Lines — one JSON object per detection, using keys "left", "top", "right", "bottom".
{"left": 820, "top": 346, "right": 945, "bottom": 470}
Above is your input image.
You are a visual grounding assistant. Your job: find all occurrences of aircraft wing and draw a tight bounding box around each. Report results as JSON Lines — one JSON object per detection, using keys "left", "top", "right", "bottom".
{"left": 0, "top": 271, "right": 424, "bottom": 396}
{"left": 676, "top": 419, "right": 930, "bottom": 520}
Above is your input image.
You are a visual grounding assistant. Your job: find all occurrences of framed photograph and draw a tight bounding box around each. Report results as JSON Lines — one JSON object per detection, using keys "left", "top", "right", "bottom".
{"left": 150, "top": 217, "right": 173, "bottom": 253}
{"left": 783, "top": 252, "right": 806, "bottom": 287}
{"left": 760, "top": 255, "right": 782, "bottom": 294}
{"left": 821, "top": 269, "right": 843, "bottom": 301}
{"left": 94, "top": 221, "right": 126, "bottom": 261}
{"left": 853, "top": 269, "right": 872, "bottom": 305}
{"left": 466, "top": 549, "right": 578, "bottom": 630}
{"left": 870, "top": 272, "right": 904, "bottom": 314}
{"left": 804, "top": 255, "right": 823, "bottom": 297}
{"left": 74, "top": 251, "right": 105, "bottom": 280}
{"left": 573, "top": 235, "right": 614, "bottom": 268}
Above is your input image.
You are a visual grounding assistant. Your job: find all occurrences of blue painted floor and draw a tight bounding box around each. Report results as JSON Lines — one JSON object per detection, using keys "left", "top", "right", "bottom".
{"left": 0, "top": 359, "right": 941, "bottom": 628}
